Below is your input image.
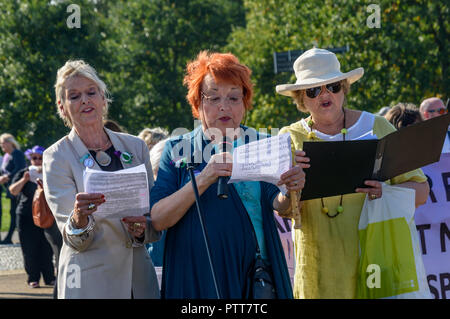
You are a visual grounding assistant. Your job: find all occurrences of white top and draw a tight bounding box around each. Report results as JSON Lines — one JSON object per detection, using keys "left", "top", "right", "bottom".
{"left": 300, "top": 111, "right": 377, "bottom": 141}
{"left": 442, "top": 130, "right": 450, "bottom": 154}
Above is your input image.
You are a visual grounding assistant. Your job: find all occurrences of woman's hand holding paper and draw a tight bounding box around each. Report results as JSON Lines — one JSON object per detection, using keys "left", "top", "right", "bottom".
{"left": 277, "top": 150, "right": 310, "bottom": 192}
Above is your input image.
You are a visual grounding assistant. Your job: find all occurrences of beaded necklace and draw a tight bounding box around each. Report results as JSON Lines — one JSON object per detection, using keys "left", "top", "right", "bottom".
{"left": 307, "top": 109, "right": 348, "bottom": 218}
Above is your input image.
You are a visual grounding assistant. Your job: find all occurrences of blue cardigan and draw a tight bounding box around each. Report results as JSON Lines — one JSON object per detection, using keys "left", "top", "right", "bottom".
{"left": 150, "top": 125, "right": 293, "bottom": 299}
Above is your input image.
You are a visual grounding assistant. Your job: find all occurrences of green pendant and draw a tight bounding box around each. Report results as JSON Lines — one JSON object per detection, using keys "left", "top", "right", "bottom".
{"left": 120, "top": 151, "right": 133, "bottom": 164}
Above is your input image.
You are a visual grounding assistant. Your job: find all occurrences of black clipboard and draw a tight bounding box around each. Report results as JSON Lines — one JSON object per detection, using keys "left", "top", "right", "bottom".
{"left": 300, "top": 112, "right": 450, "bottom": 200}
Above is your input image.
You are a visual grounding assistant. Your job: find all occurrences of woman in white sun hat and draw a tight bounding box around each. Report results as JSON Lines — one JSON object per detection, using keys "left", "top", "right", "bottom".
{"left": 276, "top": 48, "right": 429, "bottom": 299}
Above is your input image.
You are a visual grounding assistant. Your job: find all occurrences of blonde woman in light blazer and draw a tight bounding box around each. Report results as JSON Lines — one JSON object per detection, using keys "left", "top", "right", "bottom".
{"left": 43, "top": 60, "right": 161, "bottom": 299}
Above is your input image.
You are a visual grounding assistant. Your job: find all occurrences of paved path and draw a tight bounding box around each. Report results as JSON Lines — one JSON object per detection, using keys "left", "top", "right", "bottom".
{"left": 0, "top": 231, "right": 163, "bottom": 298}
{"left": 0, "top": 231, "right": 53, "bottom": 299}
{"left": 0, "top": 270, "right": 53, "bottom": 299}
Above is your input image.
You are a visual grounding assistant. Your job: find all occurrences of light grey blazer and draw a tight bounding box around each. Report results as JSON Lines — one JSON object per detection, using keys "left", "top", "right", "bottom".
{"left": 43, "top": 128, "right": 161, "bottom": 299}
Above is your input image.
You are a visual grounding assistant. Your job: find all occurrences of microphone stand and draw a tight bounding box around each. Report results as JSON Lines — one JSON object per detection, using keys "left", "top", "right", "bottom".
{"left": 186, "top": 161, "right": 222, "bottom": 299}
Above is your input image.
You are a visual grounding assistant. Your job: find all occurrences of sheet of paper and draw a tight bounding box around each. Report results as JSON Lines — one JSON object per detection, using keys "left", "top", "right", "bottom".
{"left": 229, "top": 133, "right": 292, "bottom": 194}
{"left": 83, "top": 164, "right": 149, "bottom": 218}
{"left": 28, "top": 165, "right": 43, "bottom": 184}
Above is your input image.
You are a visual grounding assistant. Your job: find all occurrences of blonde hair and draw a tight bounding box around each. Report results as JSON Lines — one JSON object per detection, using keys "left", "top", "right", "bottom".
{"left": 0, "top": 133, "right": 20, "bottom": 150}
{"left": 150, "top": 138, "right": 168, "bottom": 178}
{"left": 55, "top": 60, "right": 112, "bottom": 128}
{"left": 291, "top": 80, "right": 350, "bottom": 113}
{"left": 138, "top": 127, "right": 169, "bottom": 150}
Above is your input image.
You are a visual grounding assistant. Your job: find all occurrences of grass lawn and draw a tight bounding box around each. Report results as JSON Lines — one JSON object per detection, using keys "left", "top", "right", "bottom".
{"left": 1, "top": 191, "right": 11, "bottom": 232}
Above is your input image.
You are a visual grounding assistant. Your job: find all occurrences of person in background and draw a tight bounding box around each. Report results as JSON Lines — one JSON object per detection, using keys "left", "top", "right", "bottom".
{"left": 375, "top": 106, "right": 391, "bottom": 117}
{"left": 145, "top": 138, "right": 169, "bottom": 268}
{"left": 420, "top": 97, "right": 448, "bottom": 120}
{"left": 0, "top": 153, "right": 9, "bottom": 236}
{"left": 0, "top": 153, "right": 3, "bottom": 233}
{"left": 9, "top": 146, "right": 56, "bottom": 288}
{"left": 420, "top": 97, "right": 449, "bottom": 153}
{"left": 0, "top": 133, "right": 26, "bottom": 244}
{"left": 138, "top": 128, "right": 169, "bottom": 270}
{"left": 104, "top": 119, "right": 127, "bottom": 133}
{"left": 384, "top": 103, "right": 423, "bottom": 130}
{"left": 138, "top": 127, "right": 169, "bottom": 151}
{"left": 27, "top": 146, "right": 62, "bottom": 297}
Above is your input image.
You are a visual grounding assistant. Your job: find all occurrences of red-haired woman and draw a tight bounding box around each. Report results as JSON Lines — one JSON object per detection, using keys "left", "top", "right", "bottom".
{"left": 150, "top": 51, "right": 307, "bottom": 298}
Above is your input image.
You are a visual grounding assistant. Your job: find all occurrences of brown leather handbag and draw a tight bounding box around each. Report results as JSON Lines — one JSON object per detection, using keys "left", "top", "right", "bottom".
{"left": 32, "top": 182, "right": 55, "bottom": 229}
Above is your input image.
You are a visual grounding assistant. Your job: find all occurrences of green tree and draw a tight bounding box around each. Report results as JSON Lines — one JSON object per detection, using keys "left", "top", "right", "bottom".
{"left": 0, "top": 0, "right": 111, "bottom": 148}
{"left": 102, "top": 0, "right": 245, "bottom": 135}
{"left": 0, "top": 0, "right": 245, "bottom": 148}
{"left": 226, "top": 0, "right": 449, "bottom": 130}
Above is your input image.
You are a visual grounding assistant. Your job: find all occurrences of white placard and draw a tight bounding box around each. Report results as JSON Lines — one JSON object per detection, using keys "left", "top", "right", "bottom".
{"left": 414, "top": 153, "right": 450, "bottom": 299}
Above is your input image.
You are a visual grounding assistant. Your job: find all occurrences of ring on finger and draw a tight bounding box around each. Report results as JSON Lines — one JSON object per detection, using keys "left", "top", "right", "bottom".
{"left": 87, "top": 203, "right": 96, "bottom": 210}
{"left": 370, "top": 194, "right": 377, "bottom": 200}
{"left": 133, "top": 222, "right": 142, "bottom": 229}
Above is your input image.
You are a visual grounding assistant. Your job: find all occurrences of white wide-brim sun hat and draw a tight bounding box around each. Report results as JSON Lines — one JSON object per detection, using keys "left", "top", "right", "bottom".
{"left": 276, "top": 48, "right": 364, "bottom": 97}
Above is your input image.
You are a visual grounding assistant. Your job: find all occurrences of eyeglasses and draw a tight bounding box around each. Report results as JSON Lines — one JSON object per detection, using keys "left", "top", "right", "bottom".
{"left": 31, "top": 156, "right": 42, "bottom": 161}
{"left": 425, "top": 108, "right": 448, "bottom": 115}
{"left": 305, "top": 81, "right": 342, "bottom": 99}
{"left": 201, "top": 91, "right": 243, "bottom": 107}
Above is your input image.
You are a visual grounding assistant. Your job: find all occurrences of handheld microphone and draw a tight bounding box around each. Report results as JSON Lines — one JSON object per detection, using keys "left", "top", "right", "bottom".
{"left": 217, "top": 136, "right": 232, "bottom": 199}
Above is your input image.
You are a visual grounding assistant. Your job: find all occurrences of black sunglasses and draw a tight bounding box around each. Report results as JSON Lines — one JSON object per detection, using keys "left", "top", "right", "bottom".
{"left": 31, "top": 156, "right": 42, "bottom": 160}
{"left": 305, "top": 81, "right": 342, "bottom": 99}
{"left": 425, "top": 108, "right": 448, "bottom": 115}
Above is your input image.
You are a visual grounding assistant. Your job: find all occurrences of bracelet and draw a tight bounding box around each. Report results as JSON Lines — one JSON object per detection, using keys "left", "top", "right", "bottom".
{"left": 65, "top": 211, "right": 95, "bottom": 236}
{"left": 70, "top": 213, "right": 85, "bottom": 230}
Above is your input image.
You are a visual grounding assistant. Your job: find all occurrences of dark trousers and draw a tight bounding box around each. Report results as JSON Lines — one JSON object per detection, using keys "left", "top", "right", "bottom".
{"left": 0, "top": 187, "right": 3, "bottom": 233}
{"left": 44, "top": 221, "right": 62, "bottom": 298}
{"left": 2, "top": 196, "right": 17, "bottom": 243}
{"left": 17, "top": 213, "right": 55, "bottom": 284}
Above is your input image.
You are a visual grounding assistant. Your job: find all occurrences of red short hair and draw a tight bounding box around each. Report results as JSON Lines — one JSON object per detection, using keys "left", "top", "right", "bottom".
{"left": 183, "top": 51, "right": 253, "bottom": 119}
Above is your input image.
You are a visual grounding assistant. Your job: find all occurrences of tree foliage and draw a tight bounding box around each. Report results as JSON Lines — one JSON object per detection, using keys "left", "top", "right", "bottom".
{"left": 0, "top": 0, "right": 109, "bottom": 147}
{"left": 226, "top": 0, "right": 449, "bottom": 130}
{"left": 102, "top": 0, "right": 245, "bottom": 134}
{"left": 0, "top": 0, "right": 244, "bottom": 148}
{"left": 0, "top": 0, "right": 447, "bottom": 149}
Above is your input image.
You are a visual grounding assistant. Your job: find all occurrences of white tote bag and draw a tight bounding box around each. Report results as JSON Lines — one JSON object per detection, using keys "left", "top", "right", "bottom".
{"left": 356, "top": 183, "right": 431, "bottom": 299}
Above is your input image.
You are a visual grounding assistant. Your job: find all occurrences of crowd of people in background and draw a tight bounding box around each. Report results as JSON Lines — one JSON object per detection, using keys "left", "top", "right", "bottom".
{"left": 0, "top": 48, "right": 448, "bottom": 299}
{"left": 378, "top": 98, "right": 449, "bottom": 152}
